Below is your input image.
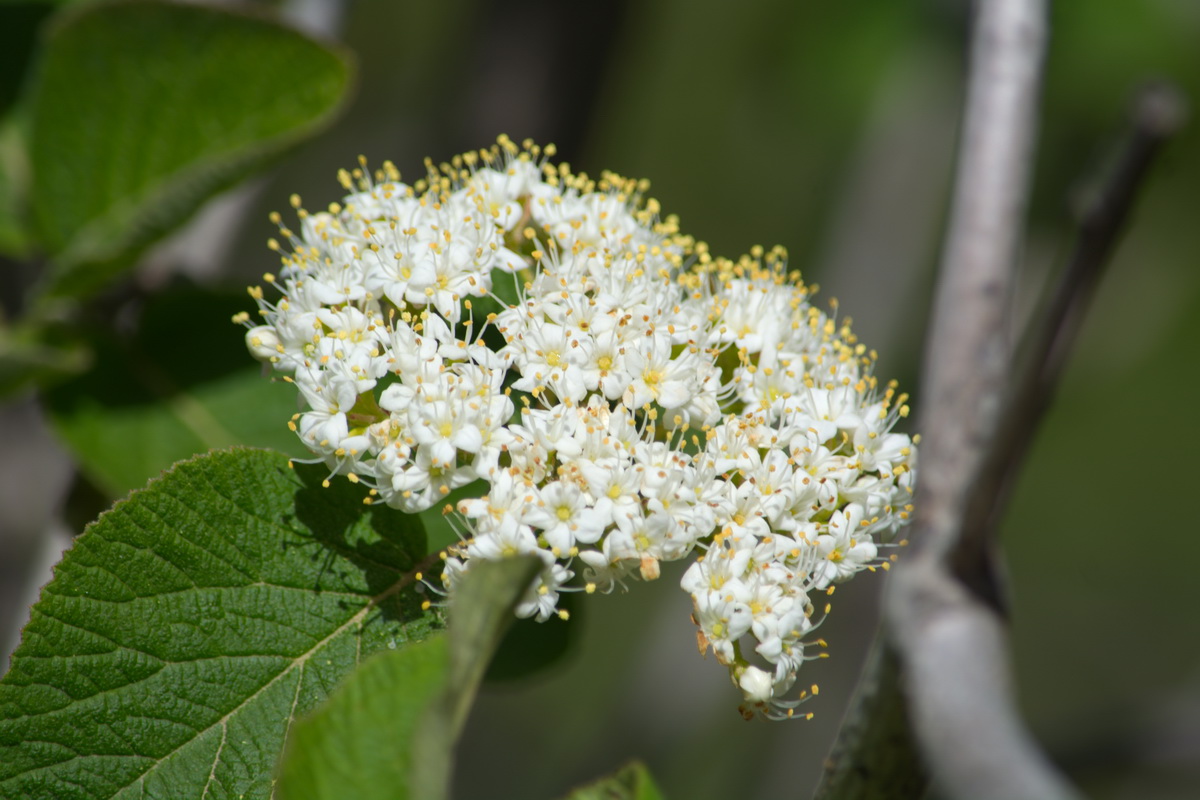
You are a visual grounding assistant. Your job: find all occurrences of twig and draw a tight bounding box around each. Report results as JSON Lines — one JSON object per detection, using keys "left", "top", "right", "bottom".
{"left": 965, "top": 82, "right": 1188, "bottom": 563}
{"left": 814, "top": 7, "right": 1186, "bottom": 791}
{"left": 882, "top": 1, "right": 1085, "bottom": 798}
{"left": 815, "top": 79, "right": 1186, "bottom": 800}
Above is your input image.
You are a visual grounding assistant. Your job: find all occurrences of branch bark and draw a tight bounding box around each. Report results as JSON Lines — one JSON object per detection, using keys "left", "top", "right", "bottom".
{"left": 815, "top": 78, "right": 1186, "bottom": 800}
{"left": 814, "top": 1, "right": 1187, "bottom": 790}
{"left": 882, "top": 2, "right": 1075, "bottom": 798}
{"left": 907, "top": 85, "right": 1185, "bottom": 797}
{"left": 972, "top": 81, "right": 1188, "bottom": 543}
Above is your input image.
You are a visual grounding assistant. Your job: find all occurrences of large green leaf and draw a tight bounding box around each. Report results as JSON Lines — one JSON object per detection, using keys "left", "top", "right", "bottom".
{"left": 28, "top": 0, "right": 352, "bottom": 298}
{"left": 45, "top": 285, "right": 304, "bottom": 497}
{"left": 0, "top": 448, "right": 436, "bottom": 800}
{"left": 0, "top": 2, "right": 55, "bottom": 120}
{"left": 275, "top": 557, "right": 540, "bottom": 800}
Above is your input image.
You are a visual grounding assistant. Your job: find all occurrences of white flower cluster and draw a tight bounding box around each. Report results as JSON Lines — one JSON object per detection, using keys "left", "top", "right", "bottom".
{"left": 239, "top": 136, "right": 917, "bottom": 719}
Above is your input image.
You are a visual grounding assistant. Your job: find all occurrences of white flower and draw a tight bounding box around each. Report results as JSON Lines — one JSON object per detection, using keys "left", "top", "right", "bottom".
{"left": 579, "top": 458, "right": 642, "bottom": 528}
{"left": 524, "top": 480, "right": 605, "bottom": 554}
{"left": 245, "top": 325, "right": 283, "bottom": 362}
{"left": 738, "top": 665, "right": 775, "bottom": 704}
{"left": 622, "top": 335, "right": 698, "bottom": 410}
{"left": 241, "top": 137, "right": 917, "bottom": 719}
{"left": 515, "top": 562, "right": 574, "bottom": 622}
{"left": 813, "top": 505, "right": 879, "bottom": 587}
{"left": 692, "top": 586, "right": 753, "bottom": 664}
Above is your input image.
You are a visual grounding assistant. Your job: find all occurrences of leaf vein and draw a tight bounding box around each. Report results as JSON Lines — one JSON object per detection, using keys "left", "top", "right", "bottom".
{"left": 270, "top": 659, "right": 306, "bottom": 800}
{"left": 199, "top": 719, "right": 227, "bottom": 800}
{"left": 106, "top": 571, "right": 416, "bottom": 797}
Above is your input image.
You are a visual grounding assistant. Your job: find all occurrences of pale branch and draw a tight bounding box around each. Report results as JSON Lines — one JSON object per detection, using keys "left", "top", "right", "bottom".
{"left": 967, "top": 82, "right": 1188, "bottom": 553}
{"left": 812, "top": 0, "right": 1046, "bottom": 791}
{"left": 909, "top": 0, "right": 1045, "bottom": 569}
{"left": 883, "top": 1, "right": 1084, "bottom": 799}
{"left": 899, "top": 86, "right": 1185, "bottom": 798}
{"left": 813, "top": 79, "right": 1186, "bottom": 800}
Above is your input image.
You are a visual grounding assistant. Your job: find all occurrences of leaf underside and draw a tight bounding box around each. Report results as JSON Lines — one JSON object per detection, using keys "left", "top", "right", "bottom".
{"left": 273, "top": 637, "right": 449, "bottom": 800}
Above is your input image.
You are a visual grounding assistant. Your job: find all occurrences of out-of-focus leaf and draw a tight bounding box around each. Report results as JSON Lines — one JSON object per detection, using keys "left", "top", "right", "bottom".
{"left": 0, "top": 2, "right": 55, "bottom": 119}
{"left": 484, "top": 591, "right": 578, "bottom": 682}
{"left": 0, "top": 448, "right": 434, "bottom": 800}
{"left": 561, "top": 761, "right": 667, "bottom": 800}
{"left": 0, "top": 116, "right": 32, "bottom": 258}
{"left": 0, "top": 325, "right": 89, "bottom": 395}
{"left": 277, "top": 557, "right": 540, "bottom": 800}
{"left": 44, "top": 284, "right": 304, "bottom": 496}
{"left": 410, "top": 556, "right": 542, "bottom": 800}
{"left": 275, "top": 639, "right": 448, "bottom": 800}
{"left": 28, "top": 0, "right": 352, "bottom": 298}
{"left": 418, "top": 486, "right": 578, "bottom": 684}
{"left": 590, "top": 0, "right": 914, "bottom": 262}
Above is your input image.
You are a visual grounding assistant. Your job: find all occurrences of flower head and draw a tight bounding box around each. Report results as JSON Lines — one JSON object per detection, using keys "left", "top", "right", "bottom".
{"left": 240, "top": 135, "right": 917, "bottom": 717}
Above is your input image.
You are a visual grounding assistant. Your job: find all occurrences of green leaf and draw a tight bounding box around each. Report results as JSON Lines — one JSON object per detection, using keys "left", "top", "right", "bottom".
{"left": 28, "top": 0, "right": 352, "bottom": 298}
{"left": 0, "top": 2, "right": 55, "bottom": 120}
{"left": 274, "top": 638, "right": 449, "bottom": 800}
{"left": 561, "top": 761, "right": 667, "bottom": 800}
{"left": 0, "top": 111, "right": 33, "bottom": 258}
{"left": 0, "top": 321, "right": 90, "bottom": 396}
{"left": 0, "top": 448, "right": 435, "bottom": 800}
{"left": 44, "top": 284, "right": 305, "bottom": 497}
{"left": 410, "top": 556, "right": 541, "bottom": 800}
{"left": 275, "top": 556, "right": 540, "bottom": 800}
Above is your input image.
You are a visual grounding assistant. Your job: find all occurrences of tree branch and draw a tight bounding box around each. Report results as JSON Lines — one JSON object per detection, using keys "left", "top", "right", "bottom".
{"left": 912, "top": 0, "right": 1044, "bottom": 570}
{"left": 815, "top": 78, "right": 1186, "bottom": 800}
{"left": 882, "top": 2, "right": 1081, "bottom": 798}
{"left": 969, "top": 81, "right": 1188, "bottom": 549}
{"left": 814, "top": 8, "right": 1187, "bottom": 794}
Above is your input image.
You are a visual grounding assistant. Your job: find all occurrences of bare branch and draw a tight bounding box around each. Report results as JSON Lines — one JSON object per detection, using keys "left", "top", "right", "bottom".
{"left": 815, "top": 5, "right": 1187, "bottom": 794}
{"left": 884, "top": 2, "right": 1084, "bottom": 798}
{"left": 817, "top": 77, "right": 1186, "bottom": 800}
{"left": 970, "top": 82, "right": 1188, "bottom": 543}
{"left": 889, "top": 563, "right": 1077, "bottom": 799}
{"left": 912, "top": 0, "right": 1044, "bottom": 571}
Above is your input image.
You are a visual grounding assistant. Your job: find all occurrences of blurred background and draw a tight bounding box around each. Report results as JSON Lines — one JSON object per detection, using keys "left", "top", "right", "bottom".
{"left": 2, "top": 0, "right": 1199, "bottom": 797}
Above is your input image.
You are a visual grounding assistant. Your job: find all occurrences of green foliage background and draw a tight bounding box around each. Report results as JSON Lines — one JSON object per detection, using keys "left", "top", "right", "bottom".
{"left": 1, "top": 0, "right": 1198, "bottom": 798}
